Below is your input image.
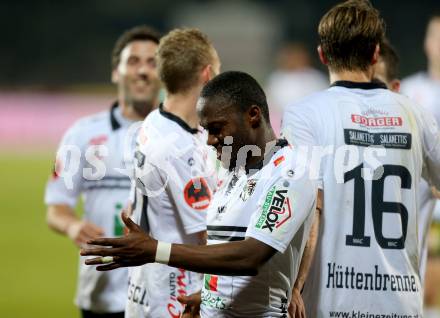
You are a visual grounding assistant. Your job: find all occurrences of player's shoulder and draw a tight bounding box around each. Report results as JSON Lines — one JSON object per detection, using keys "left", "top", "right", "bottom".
{"left": 61, "top": 110, "right": 111, "bottom": 145}
{"left": 259, "top": 142, "right": 316, "bottom": 191}
{"left": 71, "top": 110, "right": 109, "bottom": 131}
{"left": 142, "top": 108, "right": 197, "bottom": 146}
{"left": 283, "top": 88, "right": 336, "bottom": 122}
{"left": 401, "top": 71, "right": 428, "bottom": 86}
{"left": 401, "top": 72, "right": 429, "bottom": 92}
{"left": 139, "top": 109, "right": 204, "bottom": 163}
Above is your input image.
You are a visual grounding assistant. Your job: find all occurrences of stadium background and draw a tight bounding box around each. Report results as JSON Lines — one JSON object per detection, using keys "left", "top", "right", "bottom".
{"left": 1, "top": 0, "right": 440, "bottom": 317}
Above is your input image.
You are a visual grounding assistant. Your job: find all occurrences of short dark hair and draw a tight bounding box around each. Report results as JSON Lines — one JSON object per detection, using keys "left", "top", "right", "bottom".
{"left": 379, "top": 40, "right": 399, "bottom": 81}
{"left": 200, "top": 71, "right": 270, "bottom": 122}
{"left": 318, "top": 0, "right": 385, "bottom": 72}
{"left": 112, "top": 25, "right": 161, "bottom": 70}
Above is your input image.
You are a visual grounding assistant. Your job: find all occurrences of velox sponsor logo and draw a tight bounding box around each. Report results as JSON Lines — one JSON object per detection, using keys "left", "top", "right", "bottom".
{"left": 351, "top": 114, "right": 402, "bottom": 127}
{"left": 255, "top": 185, "right": 292, "bottom": 232}
{"left": 167, "top": 268, "right": 187, "bottom": 318}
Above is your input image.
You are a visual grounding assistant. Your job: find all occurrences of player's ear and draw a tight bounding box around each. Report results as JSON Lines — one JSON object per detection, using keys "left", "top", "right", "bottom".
{"left": 390, "top": 79, "right": 401, "bottom": 93}
{"left": 111, "top": 69, "right": 119, "bottom": 84}
{"left": 371, "top": 44, "right": 380, "bottom": 65}
{"left": 317, "top": 46, "right": 328, "bottom": 65}
{"left": 200, "top": 64, "right": 213, "bottom": 85}
{"left": 248, "top": 105, "right": 262, "bottom": 128}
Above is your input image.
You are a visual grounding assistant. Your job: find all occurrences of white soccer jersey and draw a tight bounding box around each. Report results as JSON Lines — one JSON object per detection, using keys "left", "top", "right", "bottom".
{"left": 401, "top": 72, "right": 440, "bottom": 283}
{"left": 45, "top": 103, "right": 135, "bottom": 313}
{"left": 200, "top": 140, "right": 317, "bottom": 318}
{"left": 126, "top": 104, "right": 216, "bottom": 318}
{"left": 282, "top": 81, "right": 440, "bottom": 318}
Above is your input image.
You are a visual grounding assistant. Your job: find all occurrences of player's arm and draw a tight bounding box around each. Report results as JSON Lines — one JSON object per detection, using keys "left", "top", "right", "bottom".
{"left": 293, "top": 189, "right": 322, "bottom": 291}
{"left": 80, "top": 212, "right": 274, "bottom": 276}
{"left": 419, "top": 105, "right": 440, "bottom": 188}
{"left": 288, "top": 190, "right": 322, "bottom": 318}
{"left": 47, "top": 204, "right": 104, "bottom": 247}
{"left": 81, "top": 174, "right": 317, "bottom": 276}
{"left": 45, "top": 124, "right": 104, "bottom": 247}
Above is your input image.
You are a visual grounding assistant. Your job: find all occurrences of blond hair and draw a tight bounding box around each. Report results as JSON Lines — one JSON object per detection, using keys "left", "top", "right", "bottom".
{"left": 157, "top": 28, "right": 215, "bottom": 94}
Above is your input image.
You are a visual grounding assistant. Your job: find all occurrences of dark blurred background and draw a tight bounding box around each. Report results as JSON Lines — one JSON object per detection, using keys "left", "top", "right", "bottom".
{"left": 2, "top": 0, "right": 439, "bottom": 89}
{"left": 2, "top": 1, "right": 440, "bottom": 317}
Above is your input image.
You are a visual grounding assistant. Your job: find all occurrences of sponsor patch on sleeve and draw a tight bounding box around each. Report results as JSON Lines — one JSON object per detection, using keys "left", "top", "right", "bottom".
{"left": 184, "top": 177, "right": 212, "bottom": 210}
{"left": 273, "top": 155, "right": 285, "bottom": 167}
{"left": 255, "top": 183, "right": 293, "bottom": 232}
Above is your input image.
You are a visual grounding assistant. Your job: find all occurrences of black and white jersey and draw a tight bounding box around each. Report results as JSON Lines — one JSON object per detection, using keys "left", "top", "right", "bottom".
{"left": 127, "top": 104, "right": 217, "bottom": 318}
{"left": 282, "top": 81, "right": 440, "bottom": 317}
{"left": 45, "top": 103, "right": 135, "bottom": 313}
{"left": 401, "top": 72, "right": 440, "bottom": 283}
{"left": 201, "top": 141, "right": 317, "bottom": 317}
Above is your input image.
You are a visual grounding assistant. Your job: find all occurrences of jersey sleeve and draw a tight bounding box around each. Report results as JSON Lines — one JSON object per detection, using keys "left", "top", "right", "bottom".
{"left": 245, "top": 159, "right": 317, "bottom": 253}
{"left": 419, "top": 106, "right": 440, "bottom": 188}
{"left": 44, "top": 123, "right": 85, "bottom": 207}
{"left": 281, "top": 100, "right": 323, "bottom": 188}
{"left": 137, "top": 131, "right": 212, "bottom": 235}
{"left": 164, "top": 149, "right": 211, "bottom": 235}
{"left": 281, "top": 101, "right": 320, "bottom": 148}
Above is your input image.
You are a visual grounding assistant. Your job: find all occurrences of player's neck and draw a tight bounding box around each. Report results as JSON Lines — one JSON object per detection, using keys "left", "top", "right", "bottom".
{"left": 428, "top": 63, "right": 440, "bottom": 82}
{"left": 329, "top": 69, "right": 373, "bottom": 84}
{"left": 244, "top": 126, "right": 277, "bottom": 172}
{"left": 119, "top": 99, "right": 158, "bottom": 121}
{"left": 162, "top": 87, "right": 201, "bottom": 129}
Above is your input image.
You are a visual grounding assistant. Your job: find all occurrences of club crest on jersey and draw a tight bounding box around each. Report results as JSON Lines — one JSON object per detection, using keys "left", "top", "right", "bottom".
{"left": 240, "top": 179, "right": 257, "bottom": 201}
{"left": 134, "top": 150, "right": 145, "bottom": 168}
{"left": 184, "top": 177, "right": 212, "bottom": 210}
{"left": 255, "top": 185, "right": 292, "bottom": 232}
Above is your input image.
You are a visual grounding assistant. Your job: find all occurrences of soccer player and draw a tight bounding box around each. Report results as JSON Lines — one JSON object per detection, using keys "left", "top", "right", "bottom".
{"left": 80, "top": 70, "right": 318, "bottom": 318}
{"left": 44, "top": 26, "right": 161, "bottom": 318}
{"left": 122, "top": 28, "right": 219, "bottom": 318}
{"left": 373, "top": 40, "right": 400, "bottom": 93}
{"left": 400, "top": 16, "right": 440, "bottom": 315}
{"left": 282, "top": 1, "right": 440, "bottom": 317}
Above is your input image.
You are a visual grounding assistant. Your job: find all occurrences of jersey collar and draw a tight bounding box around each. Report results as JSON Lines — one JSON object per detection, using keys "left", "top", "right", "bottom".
{"left": 331, "top": 80, "right": 387, "bottom": 90}
{"left": 110, "top": 102, "right": 121, "bottom": 131}
{"left": 159, "top": 103, "right": 199, "bottom": 134}
{"left": 245, "top": 138, "right": 289, "bottom": 174}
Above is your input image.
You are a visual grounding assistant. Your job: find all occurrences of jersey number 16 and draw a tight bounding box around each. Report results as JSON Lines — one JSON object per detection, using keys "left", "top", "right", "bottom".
{"left": 345, "top": 163, "right": 411, "bottom": 250}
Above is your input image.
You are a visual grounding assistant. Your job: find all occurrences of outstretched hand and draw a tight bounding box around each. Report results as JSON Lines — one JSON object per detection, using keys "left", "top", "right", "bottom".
{"left": 80, "top": 212, "right": 157, "bottom": 271}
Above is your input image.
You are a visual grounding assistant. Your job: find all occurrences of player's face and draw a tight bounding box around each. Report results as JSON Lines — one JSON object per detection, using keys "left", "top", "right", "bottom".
{"left": 198, "top": 97, "right": 250, "bottom": 170}
{"left": 113, "top": 40, "right": 161, "bottom": 116}
{"left": 425, "top": 19, "right": 440, "bottom": 66}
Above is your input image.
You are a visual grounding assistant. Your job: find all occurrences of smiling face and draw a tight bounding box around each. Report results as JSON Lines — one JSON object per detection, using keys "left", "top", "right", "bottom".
{"left": 112, "top": 40, "right": 161, "bottom": 117}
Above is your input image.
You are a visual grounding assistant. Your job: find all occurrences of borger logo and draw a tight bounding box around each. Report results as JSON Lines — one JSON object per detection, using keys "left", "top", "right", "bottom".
{"left": 256, "top": 185, "right": 292, "bottom": 232}
{"left": 351, "top": 114, "right": 402, "bottom": 127}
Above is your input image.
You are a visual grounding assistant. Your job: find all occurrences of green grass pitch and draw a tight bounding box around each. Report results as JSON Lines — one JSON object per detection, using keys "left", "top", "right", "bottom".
{"left": 0, "top": 154, "right": 79, "bottom": 318}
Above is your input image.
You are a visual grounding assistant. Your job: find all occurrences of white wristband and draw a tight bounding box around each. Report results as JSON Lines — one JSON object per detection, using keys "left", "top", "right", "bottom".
{"left": 155, "top": 241, "right": 172, "bottom": 264}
